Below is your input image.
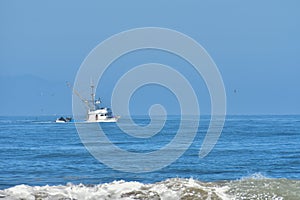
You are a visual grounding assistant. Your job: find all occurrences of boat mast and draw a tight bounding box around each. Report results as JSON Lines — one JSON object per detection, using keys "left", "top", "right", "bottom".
{"left": 90, "top": 80, "right": 96, "bottom": 111}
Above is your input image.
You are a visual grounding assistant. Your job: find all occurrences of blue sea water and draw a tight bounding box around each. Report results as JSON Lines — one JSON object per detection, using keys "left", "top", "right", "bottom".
{"left": 0, "top": 115, "right": 299, "bottom": 199}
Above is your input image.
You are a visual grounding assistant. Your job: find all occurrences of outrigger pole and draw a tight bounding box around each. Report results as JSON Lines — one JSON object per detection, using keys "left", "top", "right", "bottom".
{"left": 66, "top": 81, "right": 92, "bottom": 110}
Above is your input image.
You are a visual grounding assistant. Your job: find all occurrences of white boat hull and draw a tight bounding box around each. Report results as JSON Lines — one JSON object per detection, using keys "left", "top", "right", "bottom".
{"left": 85, "top": 116, "right": 120, "bottom": 123}
{"left": 86, "top": 119, "right": 118, "bottom": 123}
{"left": 55, "top": 120, "right": 66, "bottom": 123}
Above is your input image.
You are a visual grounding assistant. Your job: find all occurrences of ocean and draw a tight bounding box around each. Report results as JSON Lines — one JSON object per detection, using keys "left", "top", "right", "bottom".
{"left": 0, "top": 115, "right": 299, "bottom": 199}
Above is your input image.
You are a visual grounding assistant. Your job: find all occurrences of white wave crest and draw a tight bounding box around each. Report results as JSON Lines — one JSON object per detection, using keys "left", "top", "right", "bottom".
{"left": 2, "top": 176, "right": 299, "bottom": 200}
{"left": 0, "top": 178, "right": 230, "bottom": 200}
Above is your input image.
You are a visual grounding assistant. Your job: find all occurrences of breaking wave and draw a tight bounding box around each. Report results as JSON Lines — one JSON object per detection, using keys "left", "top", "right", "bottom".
{"left": 1, "top": 175, "right": 299, "bottom": 200}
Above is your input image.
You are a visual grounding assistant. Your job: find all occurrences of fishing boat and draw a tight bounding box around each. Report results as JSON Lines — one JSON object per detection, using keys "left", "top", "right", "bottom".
{"left": 67, "top": 82, "right": 120, "bottom": 123}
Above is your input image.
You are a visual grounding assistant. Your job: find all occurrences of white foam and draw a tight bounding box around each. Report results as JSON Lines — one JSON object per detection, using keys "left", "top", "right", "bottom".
{"left": 0, "top": 178, "right": 231, "bottom": 200}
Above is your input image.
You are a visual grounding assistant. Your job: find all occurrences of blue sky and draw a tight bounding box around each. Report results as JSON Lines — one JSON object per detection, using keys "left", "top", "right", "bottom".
{"left": 0, "top": 0, "right": 299, "bottom": 115}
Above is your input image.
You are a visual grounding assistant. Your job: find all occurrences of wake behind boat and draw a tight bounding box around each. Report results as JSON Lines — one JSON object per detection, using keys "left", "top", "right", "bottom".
{"left": 67, "top": 82, "right": 120, "bottom": 123}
